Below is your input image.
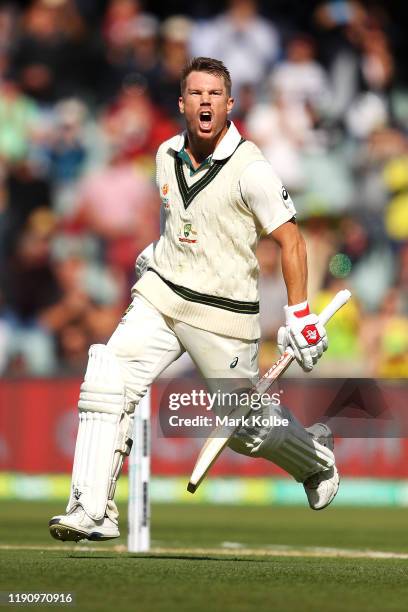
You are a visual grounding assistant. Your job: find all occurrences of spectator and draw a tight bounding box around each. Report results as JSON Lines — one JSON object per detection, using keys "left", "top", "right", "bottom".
{"left": 0, "top": 4, "right": 17, "bottom": 86}
{"left": 71, "top": 152, "right": 159, "bottom": 276}
{"left": 101, "top": 0, "right": 159, "bottom": 101}
{"left": 148, "top": 15, "right": 193, "bottom": 121}
{"left": 361, "top": 287, "right": 408, "bottom": 377}
{"left": 245, "top": 79, "right": 314, "bottom": 190}
{"left": 0, "top": 78, "right": 38, "bottom": 162}
{"left": 270, "top": 34, "right": 331, "bottom": 112}
{"left": 56, "top": 320, "right": 90, "bottom": 374}
{"left": 1, "top": 156, "right": 51, "bottom": 258}
{"left": 100, "top": 83, "right": 178, "bottom": 161}
{"left": 44, "top": 98, "right": 88, "bottom": 184}
{"left": 103, "top": 0, "right": 142, "bottom": 63}
{"left": 0, "top": 210, "right": 60, "bottom": 374}
{"left": 129, "top": 14, "right": 160, "bottom": 78}
{"left": 11, "top": 0, "right": 94, "bottom": 103}
{"left": 190, "top": 0, "right": 280, "bottom": 96}
{"left": 246, "top": 34, "right": 332, "bottom": 191}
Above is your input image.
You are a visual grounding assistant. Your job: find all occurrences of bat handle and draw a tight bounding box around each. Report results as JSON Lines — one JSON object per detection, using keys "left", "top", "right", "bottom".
{"left": 318, "top": 289, "right": 352, "bottom": 326}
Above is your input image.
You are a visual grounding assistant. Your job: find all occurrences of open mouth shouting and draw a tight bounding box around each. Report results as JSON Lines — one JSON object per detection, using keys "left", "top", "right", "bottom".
{"left": 198, "top": 109, "right": 213, "bottom": 132}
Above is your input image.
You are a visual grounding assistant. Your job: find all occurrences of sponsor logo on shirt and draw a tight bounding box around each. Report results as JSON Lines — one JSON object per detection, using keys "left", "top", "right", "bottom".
{"left": 281, "top": 185, "right": 294, "bottom": 210}
{"left": 179, "top": 223, "right": 198, "bottom": 244}
{"left": 161, "top": 184, "right": 170, "bottom": 208}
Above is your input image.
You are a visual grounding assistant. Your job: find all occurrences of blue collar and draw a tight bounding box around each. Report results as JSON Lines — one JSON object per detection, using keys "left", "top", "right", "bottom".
{"left": 177, "top": 148, "right": 212, "bottom": 176}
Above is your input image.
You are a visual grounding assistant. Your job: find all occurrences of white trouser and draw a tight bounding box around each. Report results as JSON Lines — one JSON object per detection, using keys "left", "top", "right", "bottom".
{"left": 109, "top": 295, "right": 334, "bottom": 482}
{"left": 107, "top": 294, "right": 260, "bottom": 406}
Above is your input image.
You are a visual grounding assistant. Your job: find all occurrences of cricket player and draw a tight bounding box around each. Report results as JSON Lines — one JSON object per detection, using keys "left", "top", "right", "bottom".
{"left": 49, "top": 57, "right": 338, "bottom": 542}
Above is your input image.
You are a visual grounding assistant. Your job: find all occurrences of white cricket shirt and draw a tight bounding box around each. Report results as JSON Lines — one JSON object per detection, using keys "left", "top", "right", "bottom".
{"left": 134, "top": 122, "right": 296, "bottom": 339}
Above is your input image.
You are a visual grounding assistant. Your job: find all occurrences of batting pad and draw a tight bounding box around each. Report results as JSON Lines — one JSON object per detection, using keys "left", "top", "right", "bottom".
{"left": 229, "top": 403, "right": 334, "bottom": 483}
{"left": 67, "top": 344, "right": 131, "bottom": 520}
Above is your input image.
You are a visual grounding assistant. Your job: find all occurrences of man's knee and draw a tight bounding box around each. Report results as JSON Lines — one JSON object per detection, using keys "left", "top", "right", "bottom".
{"left": 79, "top": 344, "right": 126, "bottom": 415}
{"left": 228, "top": 402, "right": 287, "bottom": 457}
{"left": 228, "top": 402, "right": 334, "bottom": 482}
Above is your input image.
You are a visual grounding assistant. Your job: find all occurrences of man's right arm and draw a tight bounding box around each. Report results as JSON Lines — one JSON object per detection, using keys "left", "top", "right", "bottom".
{"left": 135, "top": 146, "right": 164, "bottom": 281}
{"left": 135, "top": 243, "right": 155, "bottom": 281}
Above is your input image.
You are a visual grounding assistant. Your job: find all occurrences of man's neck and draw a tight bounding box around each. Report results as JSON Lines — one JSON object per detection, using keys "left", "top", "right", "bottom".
{"left": 185, "top": 124, "right": 229, "bottom": 169}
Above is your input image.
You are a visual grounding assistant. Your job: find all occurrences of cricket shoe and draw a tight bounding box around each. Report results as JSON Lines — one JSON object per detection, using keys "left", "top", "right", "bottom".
{"left": 304, "top": 422, "right": 339, "bottom": 510}
{"left": 49, "top": 505, "right": 120, "bottom": 542}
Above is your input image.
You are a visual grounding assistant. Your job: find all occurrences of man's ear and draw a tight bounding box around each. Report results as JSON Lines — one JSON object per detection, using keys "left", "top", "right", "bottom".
{"left": 227, "top": 97, "right": 235, "bottom": 114}
{"left": 179, "top": 96, "right": 184, "bottom": 114}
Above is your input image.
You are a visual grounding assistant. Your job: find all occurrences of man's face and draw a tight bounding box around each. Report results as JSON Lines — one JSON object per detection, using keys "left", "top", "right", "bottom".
{"left": 179, "top": 71, "right": 234, "bottom": 142}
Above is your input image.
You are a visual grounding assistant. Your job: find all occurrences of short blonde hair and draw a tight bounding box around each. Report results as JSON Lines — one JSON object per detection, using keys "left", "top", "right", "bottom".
{"left": 180, "top": 57, "right": 232, "bottom": 96}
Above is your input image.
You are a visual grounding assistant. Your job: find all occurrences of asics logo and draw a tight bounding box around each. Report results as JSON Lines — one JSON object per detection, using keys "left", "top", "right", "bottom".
{"left": 230, "top": 357, "right": 238, "bottom": 369}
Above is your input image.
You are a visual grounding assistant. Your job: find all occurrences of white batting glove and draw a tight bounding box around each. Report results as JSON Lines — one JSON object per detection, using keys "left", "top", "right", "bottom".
{"left": 277, "top": 301, "right": 328, "bottom": 372}
{"left": 135, "top": 242, "right": 155, "bottom": 280}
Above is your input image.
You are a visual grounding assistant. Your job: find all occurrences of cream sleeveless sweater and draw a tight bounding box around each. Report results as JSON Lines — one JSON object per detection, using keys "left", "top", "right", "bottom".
{"left": 134, "top": 127, "right": 277, "bottom": 340}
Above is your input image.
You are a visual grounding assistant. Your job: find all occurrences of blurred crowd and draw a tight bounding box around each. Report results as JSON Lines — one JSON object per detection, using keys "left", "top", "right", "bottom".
{"left": 0, "top": 0, "right": 407, "bottom": 377}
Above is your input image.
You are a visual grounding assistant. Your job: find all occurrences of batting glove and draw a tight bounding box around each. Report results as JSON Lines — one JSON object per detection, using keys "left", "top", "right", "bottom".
{"left": 277, "top": 301, "right": 328, "bottom": 372}
{"left": 135, "top": 242, "right": 154, "bottom": 281}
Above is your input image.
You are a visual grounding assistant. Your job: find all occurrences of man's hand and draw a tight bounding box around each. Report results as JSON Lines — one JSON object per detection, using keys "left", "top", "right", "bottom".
{"left": 277, "top": 301, "right": 328, "bottom": 371}
{"left": 135, "top": 243, "right": 155, "bottom": 280}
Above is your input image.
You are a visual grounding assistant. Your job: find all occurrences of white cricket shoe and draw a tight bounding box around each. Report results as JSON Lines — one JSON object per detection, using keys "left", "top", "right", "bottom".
{"left": 304, "top": 422, "right": 340, "bottom": 510}
{"left": 303, "top": 465, "right": 340, "bottom": 510}
{"left": 49, "top": 505, "right": 120, "bottom": 542}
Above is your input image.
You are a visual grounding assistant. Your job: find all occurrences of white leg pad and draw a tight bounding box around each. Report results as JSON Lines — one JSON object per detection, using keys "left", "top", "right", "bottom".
{"left": 67, "top": 344, "right": 133, "bottom": 520}
{"left": 229, "top": 403, "right": 334, "bottom": 483}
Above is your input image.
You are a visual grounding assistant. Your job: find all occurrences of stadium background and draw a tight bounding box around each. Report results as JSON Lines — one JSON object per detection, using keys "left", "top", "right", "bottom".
{"left": 1, "top": 0, "right": 408, "bottom": 507}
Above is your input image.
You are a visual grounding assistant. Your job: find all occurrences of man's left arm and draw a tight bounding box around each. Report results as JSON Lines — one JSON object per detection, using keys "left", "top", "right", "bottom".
{"left": 271, "top": 221, "right": 328, "bottom": 371}
{"left": 239, "top": 160, "right": 328, "bottom": 371}
{"left": 270, "top": 220, "right": 307, "bottom": 305}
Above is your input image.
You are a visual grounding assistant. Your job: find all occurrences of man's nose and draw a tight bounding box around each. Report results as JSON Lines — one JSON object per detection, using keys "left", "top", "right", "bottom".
{"left": 200, "top": 93, "right": 210, "bottom": 104}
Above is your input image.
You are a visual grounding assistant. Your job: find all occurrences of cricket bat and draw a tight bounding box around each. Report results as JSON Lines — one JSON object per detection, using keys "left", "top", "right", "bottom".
{"left": 187, "top": 289, "right": 351, "bottom": 493}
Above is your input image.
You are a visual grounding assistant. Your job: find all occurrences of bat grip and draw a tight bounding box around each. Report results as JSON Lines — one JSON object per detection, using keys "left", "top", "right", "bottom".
{"left": 318, "top": 289, "right": 351, "bottom": 325}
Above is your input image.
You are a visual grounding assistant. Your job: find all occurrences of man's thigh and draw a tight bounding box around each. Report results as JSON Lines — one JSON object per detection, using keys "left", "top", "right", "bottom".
{"left": 174, "top": 321, "right": 259, "bottom": 385}
{"left": 107, "top": 295, "right": 185, "bottom": 404}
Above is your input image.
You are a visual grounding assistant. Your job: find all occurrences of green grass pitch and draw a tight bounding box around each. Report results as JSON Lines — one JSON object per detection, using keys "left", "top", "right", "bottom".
{"left": 1, "top": 501, "right": 408, "bottom": 611}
